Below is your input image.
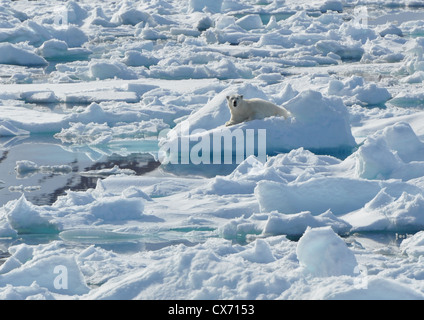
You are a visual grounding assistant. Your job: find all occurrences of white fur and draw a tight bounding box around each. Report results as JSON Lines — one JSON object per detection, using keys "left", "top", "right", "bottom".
{"left": 225, "top": 95, "right": 291, "bottom": 126}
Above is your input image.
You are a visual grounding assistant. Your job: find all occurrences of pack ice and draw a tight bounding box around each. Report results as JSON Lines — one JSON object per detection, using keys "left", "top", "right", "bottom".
{"left": 1, "top": 0, "right": 424, "bottom": 301}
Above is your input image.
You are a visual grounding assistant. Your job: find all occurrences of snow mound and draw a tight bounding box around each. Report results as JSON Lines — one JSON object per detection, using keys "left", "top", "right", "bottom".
{"left": 377, "top": 24, "right": 403, "bottom": 37}
{"left": 263, "top": 210, "right": 351, "bottom": 237}
{"left": 255, "top": 176, "right": 421, "bottom": 216}
{"left": 296, "top": 227, "right": 358, "bottom": 277}
{"left": 122, "top": 50, "right": 159, "bottom": 67}
{"left": 343, "top": 189, "right": 424, "bottom": 233}
{"left": 401, "top": 231, "right": 424, "bottom": 257}
{"left": 85, "top": 7, "right": 116, "bottom": 27}
{"left": 316, "top": 40, "right": 364, "bottom": 61}
{"left": 236, "top": 14, "right": 263, "bottom": 31}
{"left": 0, "top": 43, "right": 47, "bottom": 67}
{"left": 2, "top": 195, "right": 59, "bottom": 235}
{"left": 0, "top": 184, "right": 153, "bottom": 237}
{"left": 0, "top": 242, "right": 89, "bottom": 296}
{"left": 89, "top": 197, "right": 145, "bottom": 222}
{"left": 37, "top": 39, "right": 91, "bottom": 61}
{"left": 219, "top": 210, "right": 351, "bottom": 240}
{"left": 111, "top": 4, "right": 154, "bottom": 26}
{"left": 0, "top": 121, "right": 29, "bottom": 137}
{"left": 328, "top": 76, "right": 392, "bottom": 106}
{"left": 308, "top": 277, "right": 424, "bottom": 300}
{"left": 159, "top": 87, "right": 356, "bottom": 166}
{"left": 89, "top": 60, "right": 137, "bottom": 80}
{"left": 63, "top": 1, "right": 88, "bottom": 26}
{"left": 238, "top": 239, "right": 276, "bottom": 263}
{"left": 351, "top": 122, "right": 424, "bottom": 180}
{"left": 320, "top": 0, "right": 343, "bottom": 13}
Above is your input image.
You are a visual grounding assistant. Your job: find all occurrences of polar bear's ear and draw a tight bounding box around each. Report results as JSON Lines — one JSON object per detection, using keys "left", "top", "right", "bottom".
{"left": 226, "top": 96, "right": 230, "bottom": 101}
{"left": 240, "top": 95, "right": 244, "bottom": 100}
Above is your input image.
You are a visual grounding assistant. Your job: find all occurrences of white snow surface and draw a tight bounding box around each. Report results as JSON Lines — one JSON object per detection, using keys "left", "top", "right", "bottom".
{"left": 1, "top": 0, "right": 424, "bottom": 300}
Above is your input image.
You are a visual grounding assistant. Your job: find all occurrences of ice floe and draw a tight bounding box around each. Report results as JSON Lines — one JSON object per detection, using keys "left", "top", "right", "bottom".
{"left": 1, "top": 0, "right": 424, "bottom": 301}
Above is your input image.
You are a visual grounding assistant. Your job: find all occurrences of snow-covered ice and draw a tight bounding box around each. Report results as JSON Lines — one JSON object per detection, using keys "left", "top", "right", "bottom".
{"left": 2, "top": 0, "right": 424, "bottom": 301}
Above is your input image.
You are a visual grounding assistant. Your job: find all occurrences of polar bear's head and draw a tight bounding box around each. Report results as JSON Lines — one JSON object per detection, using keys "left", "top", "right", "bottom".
{"left": 226, "top": 95, "right": 244, "bottom": 109}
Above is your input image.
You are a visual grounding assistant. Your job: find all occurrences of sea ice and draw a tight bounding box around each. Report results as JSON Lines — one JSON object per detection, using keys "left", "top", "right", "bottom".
{"left": 296, "top": 227, "right": 358, "bottom": 277}
{"left": 89, "top": 60, "right": 138, "bottom": 80}
{"left": 0, "top": 120, "right": 29, "bottom": 137}
{"left": 79, "top": 165, "right": 136, "bottom": 178}
{"left": 328, "top": 76, "right": 392, "bottom": 106}
{"left": 320, "top": 0, "right": 343, "bottom": 13}
{"left": 400, "top": 231, "right": 424, "bottom": 257}
{"left": 111, "top": 5, "right": 154, "bottom": 26}
{"left": 14, "top": 160, "right": 72, "bottom": 179}
{"left": 160, "top": 87, "right": 356, "bottom": 163}
{"left": 236, "top": 15, "right": 263, "bottom": 31}
{"left": 2, "top": 195, "right": 58, "bottom": 235}
{"left": 0, "top": 243, "right": 89, "bottom": 295}
{"left": 37, "top": 39, "right": 92, "bottom": 61}
{"left": 0, "top": 43, "right": 47, "bottom": 67}
{"left": 189, "top": 0, "right": 223, "bottom": 14}
{"left": 2, "top": 0, "right": 424, "bottom": 301}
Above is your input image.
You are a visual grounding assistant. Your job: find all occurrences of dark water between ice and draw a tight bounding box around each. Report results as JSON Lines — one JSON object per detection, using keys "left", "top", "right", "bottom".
{"left": 0, "top": 134, "right": 181, "bottom": 257}
{"left": 0, "top": 135, "right": 161, "bottom": 207}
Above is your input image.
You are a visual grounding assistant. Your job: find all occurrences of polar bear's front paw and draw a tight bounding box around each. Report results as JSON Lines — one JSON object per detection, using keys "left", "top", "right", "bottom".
{"left": 225, "top": 121, "right": 234, "bottom": 127}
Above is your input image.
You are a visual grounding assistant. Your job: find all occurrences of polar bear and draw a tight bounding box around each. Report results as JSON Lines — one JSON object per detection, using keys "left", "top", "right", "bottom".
{"left": 225, "top": 95, "right": 291, "bottom": 127}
